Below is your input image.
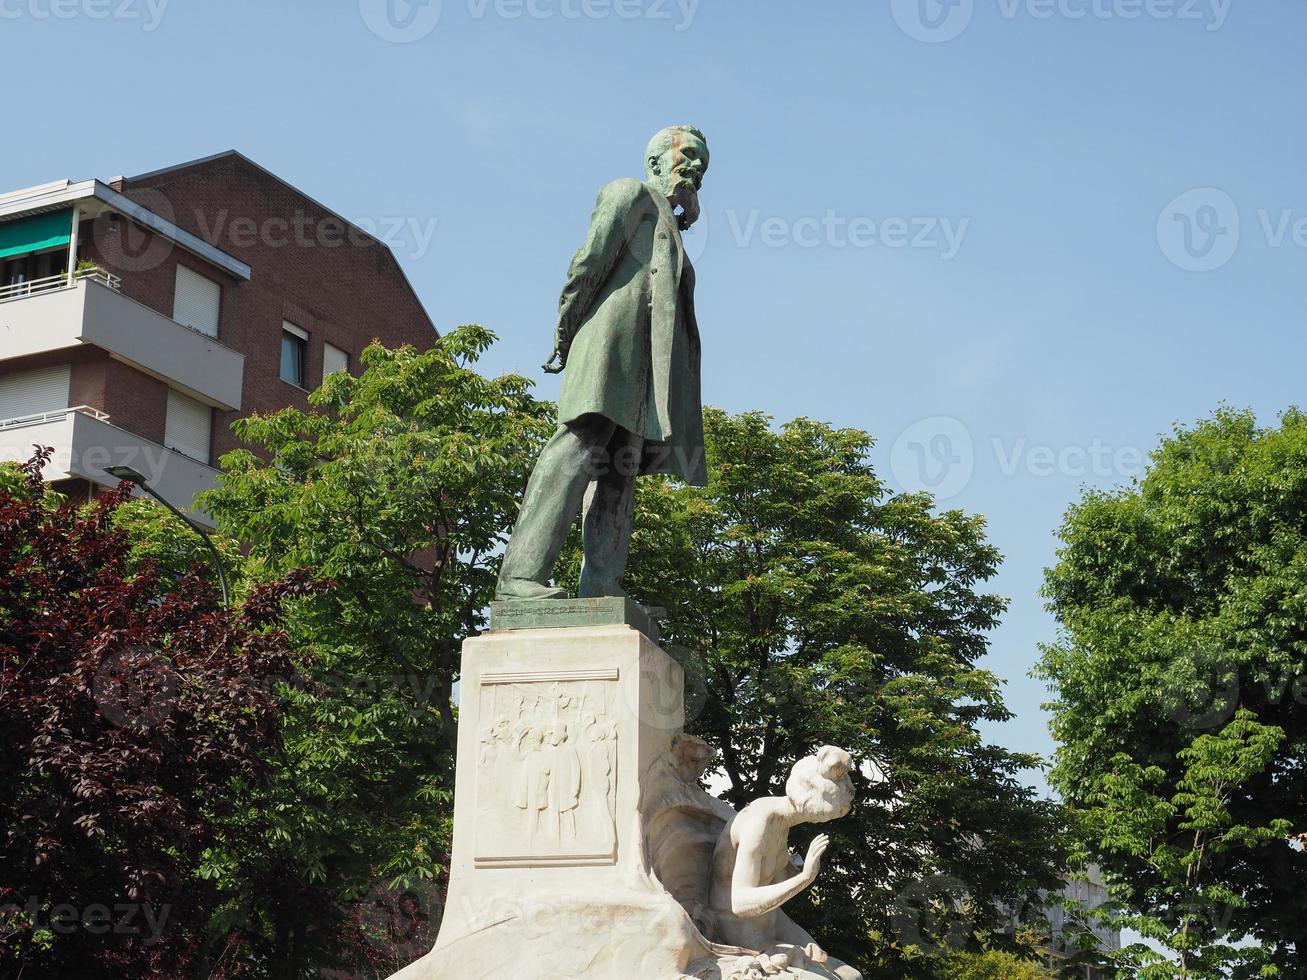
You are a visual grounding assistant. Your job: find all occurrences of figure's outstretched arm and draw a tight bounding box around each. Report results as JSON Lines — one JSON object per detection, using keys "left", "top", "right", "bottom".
{"left": 546, "top": 178, "right": 644, "bottom": 372}
{"left": 729, "top": 832, "right": 830, "bottom": 919}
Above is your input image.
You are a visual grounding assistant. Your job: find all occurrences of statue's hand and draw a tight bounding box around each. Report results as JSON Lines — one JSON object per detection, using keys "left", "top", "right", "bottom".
{"left": 802, "top": 834, "right": 830, "bottom": 882}
{"left": 542, "top": 350, "right": 565, "bottom": 374}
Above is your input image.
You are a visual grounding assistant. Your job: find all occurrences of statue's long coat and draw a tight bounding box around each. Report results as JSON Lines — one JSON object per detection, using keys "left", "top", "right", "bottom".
{"left": 554, "top": 177, "right": 707, "bottom": 487}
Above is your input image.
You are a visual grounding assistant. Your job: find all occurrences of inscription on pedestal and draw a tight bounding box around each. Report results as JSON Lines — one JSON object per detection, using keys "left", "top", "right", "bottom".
{"left": 489, "top": 597, "right": 661, "bottom": 642}
{"left": 474, "top": 668, "right": 620, "bottom": 868}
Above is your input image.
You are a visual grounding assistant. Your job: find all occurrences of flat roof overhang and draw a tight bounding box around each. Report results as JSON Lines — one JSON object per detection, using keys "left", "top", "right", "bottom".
{"left": 0, "top": 179, "right": 251, "bottom": 281}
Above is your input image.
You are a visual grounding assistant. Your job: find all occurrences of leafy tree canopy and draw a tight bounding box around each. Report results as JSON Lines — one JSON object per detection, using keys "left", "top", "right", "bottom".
{"left": 199, "top": 326, "right": 553, "bottom": 976}
{"left": 0, "top": 451, "right": 308, "bottom": 979}
{"left": 934, "top": 948, "right": 1056, "bottom": 980}
{"left": 1040, "top": 407, "right": 1307, "bottom": 977}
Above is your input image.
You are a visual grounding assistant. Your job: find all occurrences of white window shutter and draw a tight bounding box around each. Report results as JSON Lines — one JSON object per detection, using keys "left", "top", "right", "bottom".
{"left": 173, "top": 266, "right": 221, "bottom": 337}
{"left": 0, "top": 365, "right": 71, "bottom": 422}
{"left": 165, "top": 389, "right": 212, "bottom": 463}
{"left": 323, "top": 342, "right": 349, "bottom": 377}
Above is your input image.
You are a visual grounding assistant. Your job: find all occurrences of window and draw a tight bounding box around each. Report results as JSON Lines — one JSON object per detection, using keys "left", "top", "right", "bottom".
{"left": 323, "top": 342, "right": 349, "bottom": 377}
{"left": 173, "top": 266, "right": 221, "bottom": 337}
{"left": 0, "top": 365, "right": 71, "bottom": 423}
{"left": 165, "top": 389, "right": 212, "bottom": 463}
{"left": 280, "top": 322, "right": 308, "bottom": 387}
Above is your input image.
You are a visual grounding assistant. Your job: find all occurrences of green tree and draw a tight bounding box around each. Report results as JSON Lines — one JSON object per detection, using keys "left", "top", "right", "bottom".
{"left": 198, "top": 326, "right": 553, "bottom": 977}
{"left": 562, "top": 408, "right": 1066, "bottom": 974}
{"left": 1040, "top": 407, "right": 1307, "bottom": 977}
{"left": 935, "top": 948, "right": 1055, "bottom": 980}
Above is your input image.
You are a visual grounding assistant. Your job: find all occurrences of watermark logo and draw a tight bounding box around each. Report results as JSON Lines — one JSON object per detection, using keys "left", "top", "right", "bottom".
{"left": 891, "top": 0, "right": 974, "bottom": 42}
{"left": 355, "top": 878, "right": 443, "bottom": 966}
{"left": 891, "top": 874, "right": 972, "bottom": 954}
{"left": 93, "top": 646, "right": 179, "bottom": 731}
{"left": 681, "top": 208, "right": 709, "bottom": 264}
{"left": 358, "top": 0, "right": 443, "bottom": 42}
{"left": 1161, "top": 655, "right": 1240, "bottom": 731}
{"left": 1160, "top": 654, "right": 1307, "bottom": 731}
{"left": 890, "top": 416, "right": 975, "bottom": 501}
{"left": 1157, "top": 187, "right": 1240, "bottom": 272}
{"left": 90, "top": 187, "right": 177, "bottom": 273}
{"left": 1158, "top": 189, "right": 1307, "bottom": 272}
{"left": 615, "top": 643, "right": 709, "bottom": 729}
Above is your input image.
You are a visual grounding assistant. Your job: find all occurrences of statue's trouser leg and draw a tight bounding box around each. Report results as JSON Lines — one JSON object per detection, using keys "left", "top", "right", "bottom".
{"left": 497, "top": 414, "right": 618, "bottom": 598}
{"left": 578, "top": 425, "right": 643, "bottom": 598}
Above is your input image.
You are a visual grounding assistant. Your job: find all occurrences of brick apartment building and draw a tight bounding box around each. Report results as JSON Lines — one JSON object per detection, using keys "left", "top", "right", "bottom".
{"left": 0, "top": 151, "right": 438, "bottom": 526}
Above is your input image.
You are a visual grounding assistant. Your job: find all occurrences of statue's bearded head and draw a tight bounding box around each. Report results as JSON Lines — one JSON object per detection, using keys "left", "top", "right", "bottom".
{"left": 785, "top": 746, "right": 855, "bottom": 823}
{"left": 646, "top": 125, "right": 709, "bottom": 231}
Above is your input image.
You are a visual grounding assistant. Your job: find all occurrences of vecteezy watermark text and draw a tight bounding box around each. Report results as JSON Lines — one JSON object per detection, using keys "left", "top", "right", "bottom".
{"left": 723, "top": 210, "right": 970, "bottom": 260}
{"left": 193, "top": 209, "right": 439, "bottom": 262}
{"left": 88, "top": 188, "right": 441, "bottom": 270}
{"left": 1, "top": 897, "right": 171, "bottom": 941}
{"left": 891, "top": 0, "right": 1230, "bottom": 43}
{"left": 358, "top": 0, "right": 700, "bottom": 43}
{"left": 889, "top": 417, "right": 1147, "bottom": 501}
{"left": 0, "top": 0, "right": 169, "bottom": 30}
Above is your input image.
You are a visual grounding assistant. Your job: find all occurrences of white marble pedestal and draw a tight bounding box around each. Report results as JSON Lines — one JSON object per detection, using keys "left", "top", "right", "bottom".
{"left": 389, "top": 609, "right": 715, "bottom": 980}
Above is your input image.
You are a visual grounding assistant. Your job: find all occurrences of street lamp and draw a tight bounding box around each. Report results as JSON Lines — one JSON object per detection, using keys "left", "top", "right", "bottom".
{"left": 104, "top": 465, "right": 230, "bottom": 608}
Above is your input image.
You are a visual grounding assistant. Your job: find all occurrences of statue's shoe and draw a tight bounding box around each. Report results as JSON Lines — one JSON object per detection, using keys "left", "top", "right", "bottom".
{"left": 496, "top": 578, "right": 568, "bottom": 601}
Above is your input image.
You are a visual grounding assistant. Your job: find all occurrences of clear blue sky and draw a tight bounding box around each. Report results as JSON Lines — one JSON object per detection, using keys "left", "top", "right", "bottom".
{"left": 7, "top": 0, "right": 1306, "bottom": 783}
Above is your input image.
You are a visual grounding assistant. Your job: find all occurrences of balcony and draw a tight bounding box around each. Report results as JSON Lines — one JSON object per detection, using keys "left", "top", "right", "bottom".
{"left": 0, "top": 405, "right": 219, "bottom": 527}
{"left": 0, "top": 273, "right": 244, "bottom": 410}
{"left": 0, "top": 265, "right": 119, "bottom": 302}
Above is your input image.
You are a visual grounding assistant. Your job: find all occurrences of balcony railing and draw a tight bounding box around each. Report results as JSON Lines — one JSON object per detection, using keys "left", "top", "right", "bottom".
{"left": 0, "top": 267, "right": 122, "bottom": 304}
{"left": 0, "top": 405, "right": 111, "bottom": 432}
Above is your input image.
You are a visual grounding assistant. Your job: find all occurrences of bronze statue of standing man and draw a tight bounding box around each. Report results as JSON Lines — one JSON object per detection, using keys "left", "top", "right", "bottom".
{"left": 496, "top": 125, "right": 710, "bottom": 601}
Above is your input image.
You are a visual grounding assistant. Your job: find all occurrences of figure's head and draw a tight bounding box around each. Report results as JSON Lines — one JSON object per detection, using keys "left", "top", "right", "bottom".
{"left": 548, "top": 722, "right": 567, "bottom": 746}
{"left": 785, "top": 746, "right": 855, "bottom": 824}
{"left": 671, "top": 733, "right": 717, "bottom": 782}
{"left": 645, "top": 125, "right": 709, "bottom": 230}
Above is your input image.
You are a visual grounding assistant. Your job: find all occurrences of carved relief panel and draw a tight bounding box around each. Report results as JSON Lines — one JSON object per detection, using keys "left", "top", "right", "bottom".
{"left": 474, "top": 668, "right": 620, "bottom": 868}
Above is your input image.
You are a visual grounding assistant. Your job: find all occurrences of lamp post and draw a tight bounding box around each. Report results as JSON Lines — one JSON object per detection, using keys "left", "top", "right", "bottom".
{"left": 104, "top": 465, "right": 230, "bottom": 608}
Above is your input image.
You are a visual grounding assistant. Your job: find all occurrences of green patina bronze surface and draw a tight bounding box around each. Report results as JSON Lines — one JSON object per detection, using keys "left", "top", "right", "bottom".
{"left": 488, "top": 597, "right": 663, "bottom": 642}
{"left": 496, "top": 125, "right": 710, "bottom": 603}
